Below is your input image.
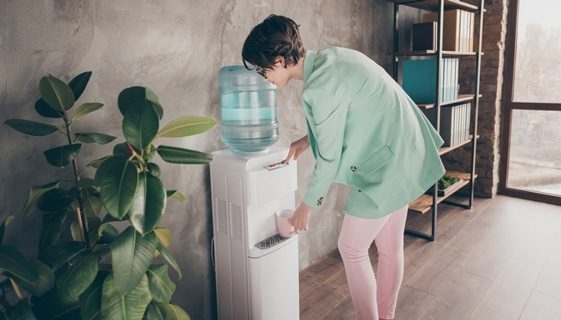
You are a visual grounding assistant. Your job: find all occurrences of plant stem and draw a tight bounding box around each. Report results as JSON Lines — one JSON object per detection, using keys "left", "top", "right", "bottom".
{"left": 57, "top": 127, "right": 68, "bottom": 136}
{"left": 64, "top": 119, "right": 91, "bottom": 249}
{"left": 8, "top": 279, "right": 23, "bottom": 300}
{"left": 127, "top": 143, "right": 146, "bottom": 169}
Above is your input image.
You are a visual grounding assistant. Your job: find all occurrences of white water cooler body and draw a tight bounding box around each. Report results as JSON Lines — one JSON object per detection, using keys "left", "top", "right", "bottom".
{"left": 211, "top": 146, "right": 299, "bottom": 320}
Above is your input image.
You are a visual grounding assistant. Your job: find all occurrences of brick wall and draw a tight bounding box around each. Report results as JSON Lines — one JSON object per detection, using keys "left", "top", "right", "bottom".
{"left": 442, "top": 0, "right": 509, "bottom": 197}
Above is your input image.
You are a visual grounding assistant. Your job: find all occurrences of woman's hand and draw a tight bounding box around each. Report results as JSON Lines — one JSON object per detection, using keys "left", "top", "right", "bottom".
{"left": 283, "top": 135, "right": 310, "bottom": 163}
{"left": 290, "top": 202, "right": 311, "bottom": 231}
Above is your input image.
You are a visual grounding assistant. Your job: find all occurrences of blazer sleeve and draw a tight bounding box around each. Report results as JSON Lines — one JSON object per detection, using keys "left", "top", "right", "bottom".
{"left": 302, "top": 89, "right": 349, "bottom": 208}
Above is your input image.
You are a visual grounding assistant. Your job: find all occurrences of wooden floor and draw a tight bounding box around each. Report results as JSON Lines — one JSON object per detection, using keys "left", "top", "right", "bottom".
{"left": 299, "top": 195, "right": 561, "bottom": 320}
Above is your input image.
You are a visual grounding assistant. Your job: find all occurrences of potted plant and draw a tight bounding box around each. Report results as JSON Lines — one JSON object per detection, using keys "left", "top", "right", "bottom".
{"left": 2, "top": 71, "right": 217, "bottom": 319}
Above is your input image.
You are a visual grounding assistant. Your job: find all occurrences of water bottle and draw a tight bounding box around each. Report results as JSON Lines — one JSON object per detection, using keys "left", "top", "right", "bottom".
{"left": 218, "top": 65, "right": 279, "bottom": 153}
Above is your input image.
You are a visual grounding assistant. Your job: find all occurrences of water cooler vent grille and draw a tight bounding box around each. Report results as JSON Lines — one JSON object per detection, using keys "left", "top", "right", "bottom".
{"left": 216, "top": 199, "right": 228, "bottom": 235}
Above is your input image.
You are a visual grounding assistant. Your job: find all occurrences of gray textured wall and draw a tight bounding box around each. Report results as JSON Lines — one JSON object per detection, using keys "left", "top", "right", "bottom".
{"left": 0, "top": 1, "right": 393, "bottom": 318}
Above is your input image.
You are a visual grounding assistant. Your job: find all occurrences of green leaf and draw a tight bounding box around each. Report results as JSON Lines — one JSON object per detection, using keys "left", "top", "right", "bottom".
{"left": 0, "top": 246, "right": 37, "bottom": 282}
{"left": 39, "top": 241, "right": 86, "bottom": 270}
{"left": 35, "top": 97, "right": 64, "bottom": 118}
{"left": 78, "top": 178, "right": 96, "bottom": 188}
{"left": 166, "top": 190, "right": 186, "bottom": 202}
{"left": 0, "top": 215, "right": 15, "bottom": 246}
{"left": 117, "top": 86, "right": 163, "bottom": 119}
{"left": 123, "top": 102, "right": 159, "bottom": 149}
{"left": 71, "top": 103, "right": 103, "bottom": 122}
{"left": 81, "top": 187, "right": 102, "bottom": 219}
{"left": 101, "top": 274, "right": 152, "bottom": 320}
{"left": 95, "top": 156, "right": 138, "bottom": 219}
{"left": 57, "top": 252, "right": 99, "bottom": 301}
{"left": 147, "top": 163, "right": 161, "bottom": 177}
{"left": 79, "top": 271, "right": 108, "bottom": 320}
{"left": 74, "top": 132, "right": 116, "bottom": 145}
{"left": 68, "top": 71, "right": 92, "bottom": 101}
{"left": 4, "top": 119, "right": 59, "bottom": 136}
{"left": 145, "top": 302, "right": 164, "bottom": 320}
{"left": 39, "top": 75, "right": 75, "bottom": 112}
{"left": 14, "top": 260, "right": 54, "bottom": 297}
{"left": 39, "top": 211, "right": 67, "bottom": 252}
{"left": 70, "top": 221, "right": 82, "bottom": 241}
{"left": 101, "top": 213, "right": 121, "bottom": 224}
{"left": 110, "top": 227, "right": 157, "bottom": 294}
{"left": 147, "top": 264, "right": 175, "bottom": 303}
{"left": 37, "top": 188, "right": 73, "bottom": 212}
{"left": 157, "top": 116, "right": 217, "bottom": 138}
{"left": 97, "top": 223, "right": 119, "bottom": 244}
{"left": 129, "top": 173, "right": 166, "bottom": 235}
{"left": 86, "top": 216, "right": 102, "bottom": 245}
{"left": 0, "top": 300, "right": 37, "bottom": 320}
{"left": 31, "top": 287, "right": 80, "bottom": 319}
{"left": 154, "top": 303, "right": 191, "bottom": 320}
{"left": 112, "top": 142, "right": 135, "bottom": 157}
{"left": 86, "top": 156, "right": 110, "bottom": 169}
{"left": 156, "top": 243, "right": 182, "bottom": 279}
{"left": 157, "top": 145, "right": 212, "bottom": 164}
{"left": 154, "top": 229, "right": 171, "bottom": 248}
{"left": 44, "top": 144, "right": 82, "bottom": 168}
{"left": 21, "top": 180, "right": 60, "bottom": 217}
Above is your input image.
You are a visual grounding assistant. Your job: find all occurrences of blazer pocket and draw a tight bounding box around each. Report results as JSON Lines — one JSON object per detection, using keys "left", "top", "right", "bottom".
{"left": 352, "top": 145, "right": 395, "bottom": 186}
{"left": 312, "top": 103, "right": 342, "bottom": 126}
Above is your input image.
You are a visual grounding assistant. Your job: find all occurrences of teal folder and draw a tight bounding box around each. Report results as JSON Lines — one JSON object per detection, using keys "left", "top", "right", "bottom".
{"left": 402, "top": 58, "right": 440, "bottom": 104}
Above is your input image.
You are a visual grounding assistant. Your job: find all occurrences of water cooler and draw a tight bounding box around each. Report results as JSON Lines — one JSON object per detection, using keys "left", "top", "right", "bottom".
{"left": 210, "top": 146, "right": 299, "bottom": 320}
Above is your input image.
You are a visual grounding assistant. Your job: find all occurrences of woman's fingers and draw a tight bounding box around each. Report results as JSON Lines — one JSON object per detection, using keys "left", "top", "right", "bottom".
{"left": 284, "top": 137, "right": 309, "bottom": 163}
{"left": 290, "top": 214, "right": 307, "bottom": 231}
{"left": 283, "top": 143, "right": 297, "bottom": 163}
{"left": 290, "top": 217, "right": 301, "bottom": 230}
{"left": 283, "top": 146, "right": 296, "bottom": 163}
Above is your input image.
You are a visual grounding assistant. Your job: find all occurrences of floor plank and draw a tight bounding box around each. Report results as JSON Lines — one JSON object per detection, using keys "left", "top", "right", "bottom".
{"left": 299, "top": 195, "right": 561, "bottom": 319}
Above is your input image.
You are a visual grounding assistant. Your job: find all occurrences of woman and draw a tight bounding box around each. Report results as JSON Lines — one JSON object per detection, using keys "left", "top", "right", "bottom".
{"left": 242, "top": 15, "right": 445, "bottom": 320}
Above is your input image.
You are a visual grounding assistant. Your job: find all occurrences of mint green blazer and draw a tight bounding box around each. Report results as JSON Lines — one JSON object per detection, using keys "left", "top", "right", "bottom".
{"left": 301, "top": 48, "right": 445, "bottom": 218}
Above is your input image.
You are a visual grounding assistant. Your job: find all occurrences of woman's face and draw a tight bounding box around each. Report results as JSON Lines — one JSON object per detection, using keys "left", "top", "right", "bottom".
{"left": 257, "top": 59, "right": 291, "bottom": 89}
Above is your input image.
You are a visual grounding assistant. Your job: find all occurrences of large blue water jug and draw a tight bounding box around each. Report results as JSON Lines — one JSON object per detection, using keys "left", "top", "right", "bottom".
{"left": 218, "top": 65, "right": 279, "bottom": 153}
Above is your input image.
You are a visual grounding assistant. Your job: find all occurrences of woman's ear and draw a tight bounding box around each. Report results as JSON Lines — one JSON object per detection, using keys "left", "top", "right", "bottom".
{"left": 276, "top": 57, "right": 287, "bottom": 68}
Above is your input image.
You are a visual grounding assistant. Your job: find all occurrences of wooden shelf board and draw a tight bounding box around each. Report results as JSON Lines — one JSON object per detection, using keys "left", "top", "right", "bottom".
{"left": 416, "top": 94, "right": 482, "bottom": 109}
{"left": 442, "top": 93, "right": 483, "bottom": 106}
{"left": 408, "top": 171, "right": 477, "bottom": 214}
{"left": 387, "top": 0, "right": 482, "bottom": 12}
{"left": 396, "top": 50, "right": 483, "bottom": 58}
{"left": 438, "top": 135, "right": 480, "bottom": 155}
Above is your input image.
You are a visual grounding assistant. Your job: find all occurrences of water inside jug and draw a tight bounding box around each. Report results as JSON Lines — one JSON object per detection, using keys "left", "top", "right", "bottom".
{"left": 219, "top": 65, "right": 279, "bottom": 153}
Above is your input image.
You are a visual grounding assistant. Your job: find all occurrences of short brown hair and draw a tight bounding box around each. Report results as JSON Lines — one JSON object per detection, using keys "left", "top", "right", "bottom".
{"left": 242, "top": 15, "right": 305, "bottom": 72}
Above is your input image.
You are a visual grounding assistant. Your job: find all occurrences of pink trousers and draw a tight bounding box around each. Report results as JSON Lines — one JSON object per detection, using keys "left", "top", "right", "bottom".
{"left": 337, "top": 205, "right": 408, "bottom": 320}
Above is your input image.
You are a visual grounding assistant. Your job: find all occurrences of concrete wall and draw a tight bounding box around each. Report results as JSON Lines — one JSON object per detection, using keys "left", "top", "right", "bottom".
{"left": 0, "top": 1, "right": 394, "bottom": 318}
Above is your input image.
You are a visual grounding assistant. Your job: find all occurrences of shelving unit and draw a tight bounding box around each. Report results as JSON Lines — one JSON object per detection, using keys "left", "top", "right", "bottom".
{"left": 389, "top": 0, "right": 484, "bottom": 241}
{"left": 396, "top": 50, "right": 482, "bottom": 57}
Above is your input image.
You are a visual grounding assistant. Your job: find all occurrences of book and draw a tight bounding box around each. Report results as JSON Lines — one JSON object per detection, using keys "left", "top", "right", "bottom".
{"left": 440, "top": 106, "right": 455, "bottom": 147}
{"left": 469, "top": 12, "right": 475, "bottom": 52}
{"left": 443, "top": 58, "right": 448, "bottom": 102}
{"left": 412, "top": 21, "right": 437, "bottom": 51}
{"left": 423, "top": 9, "right": 462, "bottom": 52}
{"left": 460, "top": 10, "right": 466, "bottom": 52}
{"left": 451, "top": 58, "right": 460, "bottom": 100}
{"left": 465, "top": 104, "right": 469, "bottom": 142}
